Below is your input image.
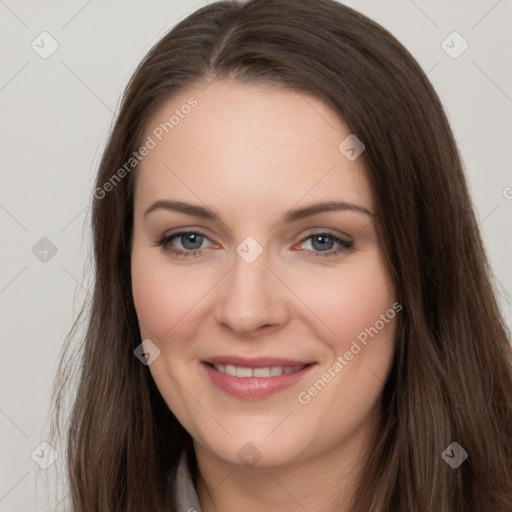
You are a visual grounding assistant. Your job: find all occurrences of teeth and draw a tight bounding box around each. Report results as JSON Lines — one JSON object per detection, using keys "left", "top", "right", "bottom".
{"left": 225, "top": 364, "right": 237, "bottom": 376}
{"left": 270, "top": 366, "right": 282, "bottom": 376}
{"left": 212, "top": 364, "right": 305, "bottom": 377}
{"left": 253, "top": 367, "right": 271, "bottom": 377}
{"left": 236, "top": 367, "right": 253, "bottom": 377}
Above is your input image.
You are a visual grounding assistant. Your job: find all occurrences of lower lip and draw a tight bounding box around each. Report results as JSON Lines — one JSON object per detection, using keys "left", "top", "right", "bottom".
{"left": 201, "top": 362, "right": 316, "bottom": 400}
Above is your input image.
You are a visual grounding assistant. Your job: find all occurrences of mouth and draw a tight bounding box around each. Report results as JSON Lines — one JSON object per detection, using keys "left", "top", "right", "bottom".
{"left": 200, "top": 356, "right": 316, "bottom": 400}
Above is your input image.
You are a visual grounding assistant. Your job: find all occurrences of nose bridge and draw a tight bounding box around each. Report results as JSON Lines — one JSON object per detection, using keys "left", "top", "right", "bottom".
{"left": 213, "top": 243, "right": 289, "bottom": 335}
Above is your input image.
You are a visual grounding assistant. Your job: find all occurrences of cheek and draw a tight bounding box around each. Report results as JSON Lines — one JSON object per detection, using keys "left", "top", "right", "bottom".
{"left": 293, "top": 257, "right": 398, "bottom": 419}
{"left": 131, "top": 258, "right": 169, "bottom": 339}
{"left": 131, "top": 246, "right": 204, "bottom": 339}
{"left": 131, "top": 244, "right": 186, "bottom": 344}
{"left": 294, "top": 257, "right": 396, "bottom": 352}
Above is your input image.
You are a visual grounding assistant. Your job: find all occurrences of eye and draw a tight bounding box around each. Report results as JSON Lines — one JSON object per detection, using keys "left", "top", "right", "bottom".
{"left": 154, "top": 231, "right": 214, "bottom": 257}
{"left": 296, "top": 232, "right": 354, "bottom": 258}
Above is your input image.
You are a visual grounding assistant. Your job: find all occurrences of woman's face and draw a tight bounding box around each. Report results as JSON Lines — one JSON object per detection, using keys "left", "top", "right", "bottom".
{"left": 131, "top": 79, "right": 399, "bottom": 468}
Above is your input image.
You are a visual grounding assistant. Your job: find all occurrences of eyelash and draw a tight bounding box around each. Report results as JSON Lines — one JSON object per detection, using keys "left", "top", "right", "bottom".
{"left": 153, "top": 230, "right": 354, "bottom": 259}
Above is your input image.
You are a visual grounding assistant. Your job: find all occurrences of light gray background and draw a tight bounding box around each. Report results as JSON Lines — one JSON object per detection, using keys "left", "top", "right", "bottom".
{"left": 1, "top": 0, "right": 511, "bottom": 510}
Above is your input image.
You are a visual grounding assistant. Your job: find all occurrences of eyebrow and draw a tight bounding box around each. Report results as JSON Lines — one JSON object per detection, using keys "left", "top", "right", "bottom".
{"left": 144, "top": 199, "right": 373, "bottom": 224}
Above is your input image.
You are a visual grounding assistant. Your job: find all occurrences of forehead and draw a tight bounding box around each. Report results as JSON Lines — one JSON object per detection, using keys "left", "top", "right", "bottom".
{"left": 134, "top": 79, "right": 372, "bottom": 217}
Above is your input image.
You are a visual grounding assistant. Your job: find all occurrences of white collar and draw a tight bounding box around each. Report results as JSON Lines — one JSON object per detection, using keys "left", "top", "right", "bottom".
{"left": 173, "top": 447, "right": 202, "bottom": 512}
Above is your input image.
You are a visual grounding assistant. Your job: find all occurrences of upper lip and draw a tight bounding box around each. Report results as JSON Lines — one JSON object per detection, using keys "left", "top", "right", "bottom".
{"left": 203, "top": 355, "right": 315, "bottom": 368}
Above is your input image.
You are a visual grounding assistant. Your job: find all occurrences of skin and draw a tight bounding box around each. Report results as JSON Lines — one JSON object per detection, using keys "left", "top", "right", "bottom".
{"left": 131, "top": 79, "right": 399, "bottom": 512}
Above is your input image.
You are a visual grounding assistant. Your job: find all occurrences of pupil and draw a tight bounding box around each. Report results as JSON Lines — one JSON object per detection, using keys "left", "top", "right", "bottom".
{"left": 182, "top": 233, "right": 203, "bottom": 250}
{"left": 312, "top": 235, "right": 333, "bottom": 251}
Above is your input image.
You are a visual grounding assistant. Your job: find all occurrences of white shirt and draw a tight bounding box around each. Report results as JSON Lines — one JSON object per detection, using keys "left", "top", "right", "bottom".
{"left": 173, "top": 447, "right": 203, "bottom": 512}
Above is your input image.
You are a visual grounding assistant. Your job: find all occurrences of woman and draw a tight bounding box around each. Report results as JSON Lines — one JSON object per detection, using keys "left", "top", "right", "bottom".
{"left": 52, "top": 0, "right": 512, "bottom": 510}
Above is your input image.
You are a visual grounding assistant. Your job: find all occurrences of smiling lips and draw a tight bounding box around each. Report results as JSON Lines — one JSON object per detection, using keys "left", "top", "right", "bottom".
{"left": 201, "top": 356, "right": 316, "bottom": 400}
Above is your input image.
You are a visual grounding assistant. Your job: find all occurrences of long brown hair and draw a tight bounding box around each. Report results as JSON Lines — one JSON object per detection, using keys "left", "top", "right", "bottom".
{"left": 52, "top": 0, "right": 512, "bottom": 510}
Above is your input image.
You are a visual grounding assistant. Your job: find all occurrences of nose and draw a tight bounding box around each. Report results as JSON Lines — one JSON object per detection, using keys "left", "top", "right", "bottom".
{"left": 213, "top": 248, "right": 290, "bottom": 337}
